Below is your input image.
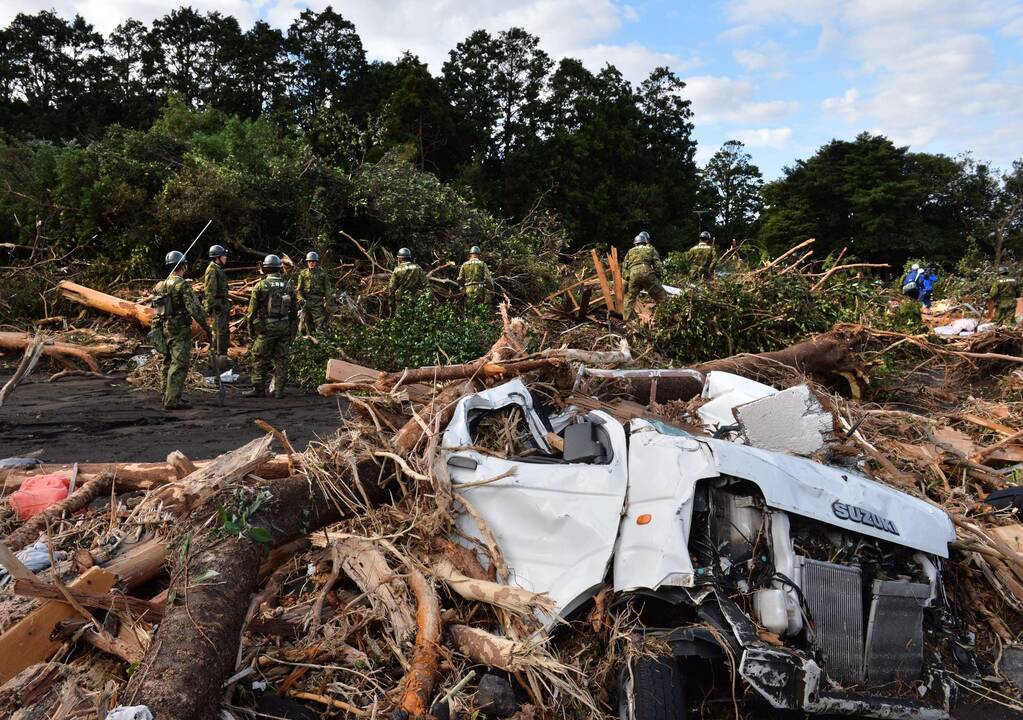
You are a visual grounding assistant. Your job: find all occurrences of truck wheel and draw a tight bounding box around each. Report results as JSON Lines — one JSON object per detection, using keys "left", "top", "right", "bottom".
{"left": 618, "top": 655, "right": 686, "bottom": 720}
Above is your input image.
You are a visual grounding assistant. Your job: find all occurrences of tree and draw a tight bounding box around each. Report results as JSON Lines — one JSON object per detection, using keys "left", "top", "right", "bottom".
{"left": 149, "top": 8, "right": 209, "bottom": 106}
{"left": 234, "top": 21, "right": 291, "bottom": 118}
{"left": 107, "top": 19, "right": 162, "bottom": 127}
{"left": 442, "top": 30, "right": 501, "bottom": 161}
{"left": 702, "top": 140, "right": 763, "bottom": 242}
{"left": 286, "top": 7, "right": 366, "bottom": 122}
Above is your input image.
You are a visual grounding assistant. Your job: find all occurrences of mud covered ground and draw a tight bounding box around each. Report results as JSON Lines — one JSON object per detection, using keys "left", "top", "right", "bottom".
{"left": 0, "top": 374, "right": 347, "bottom": 463}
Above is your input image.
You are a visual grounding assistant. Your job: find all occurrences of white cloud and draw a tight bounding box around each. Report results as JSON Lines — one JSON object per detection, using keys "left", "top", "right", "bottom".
{"left": 573, "top": 44, "right": 702, "bottom": 82}
{"left": 2, "top": 0, "right": 260, "bottom": 33}
{"left": 822, "top": 88, "right": 860, "bottom": 123}
{"left": 683, "top": 75, "right": 798, "bottom": 124}
{"left": 733, "top": 49, "right": 767, "bottom": 71}
{"left": 734, "top": 127, "right": 792, "bottom": 149}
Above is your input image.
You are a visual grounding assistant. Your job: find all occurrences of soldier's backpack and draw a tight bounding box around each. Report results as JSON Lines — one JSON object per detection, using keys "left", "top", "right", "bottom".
{"left": 151, "top": 281, "right": 177, "bottom": 318}
{"left": 266, "top": 280, "right": 292, "bottom": 320}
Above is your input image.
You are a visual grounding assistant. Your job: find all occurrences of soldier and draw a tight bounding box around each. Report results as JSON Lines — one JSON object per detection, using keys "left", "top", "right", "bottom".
{"left": 990, "top": 266, "right": 1019, "bottom": 326}
{"left": 150, "top": 251, "right": 212, "bottom": 411}
{"left": 683, "top": 230, "right": 717, "bottom": 279}
{"left": 243, "top": 255, "right": 298, "bottom": 398}
{"left": 203, "top": 245, "right": 230, "bottom": 359}
{"left": 296, "top": 251, "right": 331, "bottom": 333}
{"left": 388, "top": 247, "right": 428, "bottom": 304}
{"left": 622, "top": 231, "right": 668, "bottom": 323}
{"left": 458, "top": 245, "right": 493, "bottom": 306}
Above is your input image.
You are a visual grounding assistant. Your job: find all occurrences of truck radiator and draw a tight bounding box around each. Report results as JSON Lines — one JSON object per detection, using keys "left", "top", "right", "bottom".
{"left": 864, "top": 580, "right": 930, "bottom": 684}
{"left": 797, "top": 557, "right": 864, "bottom": 684}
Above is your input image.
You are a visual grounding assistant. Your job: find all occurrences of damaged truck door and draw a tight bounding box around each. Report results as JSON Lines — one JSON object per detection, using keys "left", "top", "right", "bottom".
{"left": 443, "top": 379, "right": 628, "bottom": 624}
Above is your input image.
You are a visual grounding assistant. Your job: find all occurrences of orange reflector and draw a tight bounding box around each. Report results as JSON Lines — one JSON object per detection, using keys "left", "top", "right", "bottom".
{"left": 637, "top": 514, "right": 652, "bottom": 525}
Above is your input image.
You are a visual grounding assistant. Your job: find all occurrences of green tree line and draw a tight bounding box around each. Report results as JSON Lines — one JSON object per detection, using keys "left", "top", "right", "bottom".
{"left": 1, "top": 6, "right": 1022, "bottom": 276}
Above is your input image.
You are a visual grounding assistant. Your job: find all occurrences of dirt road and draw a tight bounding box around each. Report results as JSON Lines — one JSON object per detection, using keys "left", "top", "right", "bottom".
{"left": 0, "top": 374, "right": 346, "bottom": 463}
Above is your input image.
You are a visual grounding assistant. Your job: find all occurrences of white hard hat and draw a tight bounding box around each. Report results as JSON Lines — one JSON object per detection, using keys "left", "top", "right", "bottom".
{"left": 911, "top": 263, "right": 920, "bottom": 270}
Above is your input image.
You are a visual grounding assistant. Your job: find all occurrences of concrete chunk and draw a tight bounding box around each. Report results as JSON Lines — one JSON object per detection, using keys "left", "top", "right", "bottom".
{"left": 735, "top": 384, "right": 832, "bottom": 456}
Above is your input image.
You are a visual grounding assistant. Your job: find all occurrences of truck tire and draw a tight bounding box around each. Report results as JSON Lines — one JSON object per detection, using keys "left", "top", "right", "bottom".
{"left": 619, "top": 655, "right": 686, "bottom": 720}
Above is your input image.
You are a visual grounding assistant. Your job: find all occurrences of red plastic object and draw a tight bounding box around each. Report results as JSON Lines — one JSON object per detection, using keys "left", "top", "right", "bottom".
{"left": 8, "top": 474, "right": 70, "bottom": 521}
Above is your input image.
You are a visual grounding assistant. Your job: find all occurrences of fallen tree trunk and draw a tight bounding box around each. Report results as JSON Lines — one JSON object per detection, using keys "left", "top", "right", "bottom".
{"left": 393, "top": 380, "right": 474, "bottom": 455}
{"left": 0, "top": 332, "right": 118, "bottom": 373}
{"left": 0, "top": 454, "right": 294, "bottom": 495}
{"left": 399, "top": 568, "right": 442, "bottom": 718}
{"left": 380, "top": 358, "right": 564, "bottom": 390}
{"left": 58, "top": 280, "right": 204, "bottom": 340}
{"left": 124, "top": 462, "right": 389, "bottom": 720}
{"left": 621, "top": 334, "right": 865, "bottom": 404}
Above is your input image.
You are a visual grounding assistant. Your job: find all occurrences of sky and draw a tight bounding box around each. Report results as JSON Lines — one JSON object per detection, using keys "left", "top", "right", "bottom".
{"left": 5, "top": 0, "right": 1023, "bottom": 178}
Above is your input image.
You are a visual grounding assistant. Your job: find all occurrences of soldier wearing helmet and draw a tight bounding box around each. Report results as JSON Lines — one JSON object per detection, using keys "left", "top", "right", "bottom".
{"left": 388, "top": 247, "right": 428, "bottom": 305}
{"left": 622, "top": 230, "right": 668, "bottom": 323}
{"left": 682, "top": 230, "right": 717, "bottom": 279}
{"left": 296, "top": 250, "right": 332, "bottom": 334}
{"left": 244, "top": 254, "right": 298, "bottom": 398}
{"left": 990, "top": 265, "right": 1019, "bottom": 326}
{"left": 204, "top": 244, "right": 230, "bottom": 357}
{"left": 458, "top": 245, "right": 494, "bottom": 307}
{"left": 151, "top": 251, "right": 212, "bottom": 410}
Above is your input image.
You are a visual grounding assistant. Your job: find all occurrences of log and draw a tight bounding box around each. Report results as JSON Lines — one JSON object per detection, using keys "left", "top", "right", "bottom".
{"left": 125, "top": 462, "right": 390, "bottom": 720}
{"left": 3, "top": 474, "right": 113, "bottom": 551}
{"left": 58, "top": 280, "right": 204, "bottom": 339}
{"left": 380, "top": 358, "right": 563, "bottom": 389}
{"left": 449, "top": 624, "right": 523, "bottom": 672}
{"left": 333, "top": 538, "right": 415, "bottom": 643}
{"left": 620, "top": 334, "right": 865, "bottom": 404}
{"left": 0, "top": 332, "right": 118, "bottom": 373}
{"left": 0, "top": 454, "right": 293, "bottom": 495}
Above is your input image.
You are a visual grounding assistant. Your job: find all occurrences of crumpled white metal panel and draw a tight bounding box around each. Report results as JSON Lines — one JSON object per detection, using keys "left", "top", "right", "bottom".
{"left": 443, "top": 380, "right": 629, "bottom": 624}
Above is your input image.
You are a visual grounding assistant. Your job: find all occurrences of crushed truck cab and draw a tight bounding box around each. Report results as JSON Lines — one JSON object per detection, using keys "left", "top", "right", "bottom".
{"left": 443, "top": 380, "right": 960, "bottom": 720}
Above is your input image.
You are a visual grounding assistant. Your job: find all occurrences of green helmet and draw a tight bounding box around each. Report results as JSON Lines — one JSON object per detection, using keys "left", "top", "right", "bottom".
{"left": 470, "top": 245, "right": 481, "bottom": 256}
{"left": 208, "top": 244, "right": 228, "bottom": 258}
{"left": 305, "top": 251, "right": 320, "bottom": 262}
{"left": 999, "top": 266, "right": 1009, "bottom": 275}
{"left": 397, "top": 247, "right": 412, "bottom": 260}
{"left": 165, "top": 250, "right": 186, "bottom": 267}
{"left": 699, "top": 231, "right": 712, "bottom": 241}
{"left": 633, "top": 231, "right": 650, "bottom": 245}
{"left": 262, "top": 254, "right": 283, "bottom": 270}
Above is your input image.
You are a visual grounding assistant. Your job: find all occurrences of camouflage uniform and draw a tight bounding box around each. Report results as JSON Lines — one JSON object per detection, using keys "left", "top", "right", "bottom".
{"left": 622, "top": 244, "right": 668, "bottom": 322}
{"left": 246, "top": 272, "right": 298, "bottom": 394}
{"left": 296, "top": 266, "right": 332, "bottom": 333}
{"left": 388, "top": 261, "right": 428, "bottom": 303}
{"left": 151, "top": 274, "right": 209, "bottom": 409}
{"left": 990, "top": 276, "right": 1019, "bottom": 325}
{"left": 682, "top": 241, "right": 716, "bottom": 278}
{"left": 458, "top": 257, "right": 493, "bottom": 305}
{"left": 203, "top": 260, "right": 230, "bottom": 355}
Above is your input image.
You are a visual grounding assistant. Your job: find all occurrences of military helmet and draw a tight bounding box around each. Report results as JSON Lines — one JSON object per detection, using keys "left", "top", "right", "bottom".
{"left": 165, "top": 250, "right": 186, "bottom": 267}
{"left": 208, "top": 244, "right": 228, "bottom": 258}
{"left": 262, "top": 254, "right": 283, "bottom": 270}
{"left": 305, "top": 251, "right": 320, "bottom": 262}
{"left": 397, "top": 247, "right": 412, "bottom": 260}
{"left": 911, "top": 263, "right": 920, "bottom": 271}
{"left": 999, "top": 266, "right": 1009, "bottom": 275}
{"left": 470, "top": 245, "right": 481, "bottom": 256}
{"left": 633, "top": 231, "right": 650, "bottom": 245}
{"left": 699, "top": 230, "right": 712, "bottom": 241}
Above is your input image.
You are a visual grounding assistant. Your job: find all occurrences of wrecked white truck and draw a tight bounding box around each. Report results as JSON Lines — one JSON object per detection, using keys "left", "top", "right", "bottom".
{"left": 443, "top": 379, "right": 960, "bottom": 720}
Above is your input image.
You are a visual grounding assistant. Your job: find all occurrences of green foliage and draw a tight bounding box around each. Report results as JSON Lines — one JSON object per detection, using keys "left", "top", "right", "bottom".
{"left": 288, "top": 292, "right": 501, "bottom": 387}
{"left": 216, "top": 487, "right": 274, "bottom": 543}
{"left": 649, "top": 273, "right": 897, "bottom": 365}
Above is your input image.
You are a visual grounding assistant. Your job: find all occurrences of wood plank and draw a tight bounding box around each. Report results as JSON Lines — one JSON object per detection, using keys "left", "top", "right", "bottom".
{"left": 609, "top": 247, "right": 624, "bottom": 315}
{"left": 0, "top": 567, "right": 117, "bottom": 683}
{"left": 590, "top": 250, "right": 616, "bottom": 317}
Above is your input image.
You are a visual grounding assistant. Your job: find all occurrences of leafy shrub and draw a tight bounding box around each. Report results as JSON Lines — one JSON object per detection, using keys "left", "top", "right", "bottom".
{"left": 649, "top": 273, "right": 903, "bottom": 365}
{"left": 289, "top": 292, "right": 501, "bottom": 387}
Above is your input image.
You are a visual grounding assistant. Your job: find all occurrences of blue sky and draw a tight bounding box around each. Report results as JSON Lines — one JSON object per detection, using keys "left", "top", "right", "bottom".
{"left": 7, "top": 0, "right": 1023, "bottom": 178}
